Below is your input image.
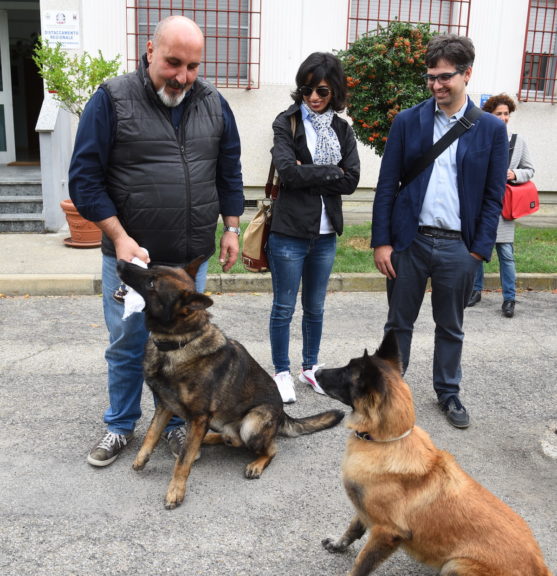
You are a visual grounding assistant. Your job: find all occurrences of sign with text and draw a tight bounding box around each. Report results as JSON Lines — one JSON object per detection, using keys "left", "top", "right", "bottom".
{"left": 42, "top": 10, "right": 80, "bottom": 50}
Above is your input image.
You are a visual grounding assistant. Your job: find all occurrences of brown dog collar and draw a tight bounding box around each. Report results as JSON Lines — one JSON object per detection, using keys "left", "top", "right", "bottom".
{"left": 354, "top": 428, "right": 413, "bottom": 443}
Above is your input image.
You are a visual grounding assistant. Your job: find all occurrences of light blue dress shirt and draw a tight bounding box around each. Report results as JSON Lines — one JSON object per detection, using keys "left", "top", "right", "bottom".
{"left": 419, "top": 98, "right": 469, "bottom": 231}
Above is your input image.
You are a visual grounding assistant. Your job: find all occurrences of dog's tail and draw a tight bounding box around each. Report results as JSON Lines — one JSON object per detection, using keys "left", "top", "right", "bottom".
{"left": 279, "top": 410, "right": 344, "bottom": 437}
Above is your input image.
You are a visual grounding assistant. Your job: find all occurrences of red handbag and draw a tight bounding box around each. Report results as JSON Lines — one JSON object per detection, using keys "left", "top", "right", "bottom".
{"left": 501, "top": 180, "right": 539, "bottom": 220}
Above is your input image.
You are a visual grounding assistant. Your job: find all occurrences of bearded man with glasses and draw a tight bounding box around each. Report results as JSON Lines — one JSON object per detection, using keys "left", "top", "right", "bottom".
{"left": 371, "top": 34, "right": 508, "bottom": 429}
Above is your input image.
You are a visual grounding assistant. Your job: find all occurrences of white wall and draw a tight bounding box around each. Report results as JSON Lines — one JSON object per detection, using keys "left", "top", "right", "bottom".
{"left": 466, "top": 0, "right": 555, "bottom": 191}
{"left": 260, "top": 0, "right": 349, "bottom": 85}
{"left": 51, "top": 0, "right": 555, "bottom": 192}
{"left": 80, "top": 0, "right": 126, "bottom": 68}
{"left": 240, "top": 0, "right": 379, "bottom": 190}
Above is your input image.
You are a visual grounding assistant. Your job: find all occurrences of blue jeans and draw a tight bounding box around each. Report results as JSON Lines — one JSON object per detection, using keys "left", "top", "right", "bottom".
{"left": 473, "top": 242, "right": 516, "bottom": 301}
{"left": 267, "top": 232, "right": 336, "bottom": 373}
{"left": 385, "top": 233, "right": 480, "bottom": 404}
{"left": 101, "top": 255, "right": 208, "bottom": 434}
{"left": 195, "top": 258, "right": 209, "bottom": 293}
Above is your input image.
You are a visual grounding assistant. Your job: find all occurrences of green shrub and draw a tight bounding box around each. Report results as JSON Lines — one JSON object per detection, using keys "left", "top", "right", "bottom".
{"left": 337, "top": 21, "right": 435, "bottom": 156}
{"left": 33, "top": 36, "right": 121, "bottom": 118}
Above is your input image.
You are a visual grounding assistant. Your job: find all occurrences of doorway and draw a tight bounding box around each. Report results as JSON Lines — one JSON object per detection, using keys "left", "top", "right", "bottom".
{"left": 0, "top": 5, "right": 42, "bottom": 165}
{"left": 0, "top": 10, "right": 15, "bottom": 164}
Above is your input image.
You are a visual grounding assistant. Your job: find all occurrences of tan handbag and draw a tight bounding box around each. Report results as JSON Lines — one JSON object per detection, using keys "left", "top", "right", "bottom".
{"left": 241, "top": 163, "right": 278, "bottom": 272}
{"left": 241, "top": 115, "right": 296, "bottom": 273}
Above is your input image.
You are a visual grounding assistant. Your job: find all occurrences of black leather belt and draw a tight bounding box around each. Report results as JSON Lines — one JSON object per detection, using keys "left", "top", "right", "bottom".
{"left": 418, "top": 226, "right": 461, "bottom": 239}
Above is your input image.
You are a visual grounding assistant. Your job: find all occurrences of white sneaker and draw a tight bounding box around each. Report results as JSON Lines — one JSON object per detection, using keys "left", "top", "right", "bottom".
{"left": 299, "top": 364, "right": 326, "bottom": 395}
{"left": 273, "top": 371, "right": 296, "bottom": 403}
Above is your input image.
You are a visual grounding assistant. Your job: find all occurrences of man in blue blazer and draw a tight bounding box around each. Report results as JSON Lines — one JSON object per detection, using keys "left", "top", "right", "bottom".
{"left": 371, "top": 34, "right": 508, "bottom": 428}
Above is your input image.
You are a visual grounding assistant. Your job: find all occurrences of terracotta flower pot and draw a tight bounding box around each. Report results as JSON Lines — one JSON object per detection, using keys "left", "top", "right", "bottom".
{"left": 60, "top": 199, "right": 102, "bottom": 248}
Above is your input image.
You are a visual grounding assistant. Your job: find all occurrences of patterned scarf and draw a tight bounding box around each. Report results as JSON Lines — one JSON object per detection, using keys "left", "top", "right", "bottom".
{"left": 302, "top": 103, "right": 342, "bottom": 166}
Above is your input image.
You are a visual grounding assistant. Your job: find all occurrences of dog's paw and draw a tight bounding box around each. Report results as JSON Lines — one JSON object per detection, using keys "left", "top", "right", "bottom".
{"left": 164, "top": 482, "right": 186, "bottom": 510}
{"left": 132, "top": 455, "right": 149, "bottom": 471}
{"left": 164, "top": 498, "right": 182, "bottom": 510}
{"left": 322, "top": 537, "right": 347, "bottom": 554}
{"left": 244, "top": 464, "right": 262, "bottom": 479}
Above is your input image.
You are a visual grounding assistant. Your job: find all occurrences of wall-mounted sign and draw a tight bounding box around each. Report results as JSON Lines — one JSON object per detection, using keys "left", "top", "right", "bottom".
{"left": 480, "top": 94, "right": 491, "bottom": 108}
{"left": 42, "top": 10, "right": 80, "bottom": 50}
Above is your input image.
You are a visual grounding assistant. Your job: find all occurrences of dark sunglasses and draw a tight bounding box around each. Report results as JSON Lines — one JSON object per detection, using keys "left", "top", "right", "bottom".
{"left": 299, "top": 85, "right": 332, "bottom": 98}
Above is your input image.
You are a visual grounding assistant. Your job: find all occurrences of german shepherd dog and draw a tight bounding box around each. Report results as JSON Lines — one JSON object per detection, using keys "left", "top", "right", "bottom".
{"left": 117, "top": 258, "right": 344, "bottom": 510}
{"left": 316, "top": 331, "right": 551, "bottom": 576}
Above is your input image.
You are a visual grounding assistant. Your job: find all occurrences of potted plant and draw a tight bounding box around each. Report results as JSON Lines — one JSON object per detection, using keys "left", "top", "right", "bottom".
{"left": 337, "top": 21, "right": 435, "bottom": 157}
{"left": 33, "top": 37, "right": 121, "bottom": 246}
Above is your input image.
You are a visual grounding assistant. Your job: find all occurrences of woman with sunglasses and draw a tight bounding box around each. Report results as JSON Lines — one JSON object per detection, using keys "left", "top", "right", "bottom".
{"left": 267, "top": 52, "right": 360, "bottom": 403}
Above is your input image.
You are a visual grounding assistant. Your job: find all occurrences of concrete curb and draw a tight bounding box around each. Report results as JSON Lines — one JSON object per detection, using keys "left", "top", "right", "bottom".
{"left": 1, "top": 272, "right": 556, "bottom": 296}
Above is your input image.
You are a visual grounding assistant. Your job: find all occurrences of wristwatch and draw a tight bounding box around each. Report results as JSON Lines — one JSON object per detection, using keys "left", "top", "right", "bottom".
{"left": 223, "top": 226, "right": 241, "bottom": 235}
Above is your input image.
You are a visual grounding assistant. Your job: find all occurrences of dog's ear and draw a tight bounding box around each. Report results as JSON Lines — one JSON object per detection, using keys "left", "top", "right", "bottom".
{"left": 361, "top": 350, "right": 388, "bottom": 399}
{"left": 375, "top": 330, "right": 400, "bottom": 364}
{"left": 181, "top": 292, "right": 214, "bottom": 311}
{"left": 184, "top": 256, "right": 206, "bottom": 281}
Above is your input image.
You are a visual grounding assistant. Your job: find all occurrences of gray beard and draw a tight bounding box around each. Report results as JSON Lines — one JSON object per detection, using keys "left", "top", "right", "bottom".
{"left": 157, "top": 85, "right": 186, "bottom": 108}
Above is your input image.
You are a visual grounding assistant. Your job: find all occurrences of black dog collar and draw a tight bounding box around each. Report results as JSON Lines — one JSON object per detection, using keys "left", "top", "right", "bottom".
{"left": 153, "top": 339, "right": 187, "bottom": 351}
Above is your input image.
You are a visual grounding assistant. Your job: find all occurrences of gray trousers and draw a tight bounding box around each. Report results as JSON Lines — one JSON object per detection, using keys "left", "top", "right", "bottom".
{"left": 385, "top": 232, "right": 481, "bottom": 404}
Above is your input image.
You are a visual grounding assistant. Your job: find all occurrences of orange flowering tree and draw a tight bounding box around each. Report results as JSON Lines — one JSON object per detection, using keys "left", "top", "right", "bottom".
{"left": 337, "top": 21, "right": 435, "bottom": 156}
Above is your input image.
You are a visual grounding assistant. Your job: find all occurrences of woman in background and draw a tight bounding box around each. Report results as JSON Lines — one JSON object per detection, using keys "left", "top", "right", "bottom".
{"left": 467, "top": 93, "right": 535, "bottom": 318}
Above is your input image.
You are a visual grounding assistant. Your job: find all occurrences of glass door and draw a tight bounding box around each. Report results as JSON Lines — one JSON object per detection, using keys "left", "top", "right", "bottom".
{"left": 0, "top": 10, "right": 16, "bottom": 164}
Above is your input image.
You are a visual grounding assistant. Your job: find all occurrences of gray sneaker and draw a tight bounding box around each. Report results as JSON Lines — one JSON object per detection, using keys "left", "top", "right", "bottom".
{"left": 87, "top": 430, "right": 133, "bottom": 467}
{"left": 163, "top": 426, "right": 187, "bottom": 458}
{"left": 163, "top": 426, "right": 201, "bottom": 461}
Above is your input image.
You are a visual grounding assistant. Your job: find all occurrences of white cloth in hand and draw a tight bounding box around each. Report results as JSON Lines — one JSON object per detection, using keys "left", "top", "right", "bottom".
{"left": 122, "top": 251, "right": 149, "bottom": 320}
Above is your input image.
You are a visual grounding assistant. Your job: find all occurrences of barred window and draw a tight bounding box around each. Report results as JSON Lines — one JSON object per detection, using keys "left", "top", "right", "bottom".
{"left": 519, "top": 0, "right": 556, "bottom": 103}
{"left": 126, "top": 0, "right": 261, "bottom": 89}
{"left": 347, "top": 0, "right": 471, "bottom": 43}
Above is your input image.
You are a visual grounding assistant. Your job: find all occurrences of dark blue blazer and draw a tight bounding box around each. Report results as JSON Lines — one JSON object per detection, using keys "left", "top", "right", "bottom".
{"left": 371, "top": 98, "right": 508, "bottom": 261}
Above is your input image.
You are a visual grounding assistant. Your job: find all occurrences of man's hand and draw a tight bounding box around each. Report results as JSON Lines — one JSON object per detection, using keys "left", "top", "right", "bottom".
{"left": 96, "top": 216, "right": 150, "bottom": 264}
{"left": 373, "top": 245, "right": 396, "bottom": 279}
{"left": 219, "top": 231, "right": 240, "bottom": 272}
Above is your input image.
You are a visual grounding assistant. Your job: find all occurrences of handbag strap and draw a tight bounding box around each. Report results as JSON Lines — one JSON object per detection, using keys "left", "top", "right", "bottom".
{"left": 398, "top": 105, "right": 483, "bottom": 192}
{"left": 265, "top": 114, "right": 298, "bottom": 200}
{"left": 508, "top": 133, "right": 517, "bottom": 168}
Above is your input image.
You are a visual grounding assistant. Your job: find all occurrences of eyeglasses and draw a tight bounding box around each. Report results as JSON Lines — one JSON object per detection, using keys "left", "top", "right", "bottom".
{"left": 299, "top": 85, "right": 332, "bottom": 98}
{"left": 422, "top": 71, "right": 461, "bottom": 84}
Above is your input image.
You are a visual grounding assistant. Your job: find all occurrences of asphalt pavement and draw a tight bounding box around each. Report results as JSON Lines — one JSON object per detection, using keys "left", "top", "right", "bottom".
{"left": 0, "top": 289, "right": 556, "bottom": 575}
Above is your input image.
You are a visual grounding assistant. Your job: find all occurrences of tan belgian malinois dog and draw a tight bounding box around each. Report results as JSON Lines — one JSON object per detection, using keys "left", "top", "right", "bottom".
{"left": 316, "top": 331, "right": 551, "bottom": 576}
{"left": 117, "top": 258, "right": 344, "bottom": 510}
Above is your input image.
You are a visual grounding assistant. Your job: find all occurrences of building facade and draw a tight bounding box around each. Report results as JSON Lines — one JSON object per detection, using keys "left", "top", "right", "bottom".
{"left": 0, "top": 0, "right": 555, "bottom": 194}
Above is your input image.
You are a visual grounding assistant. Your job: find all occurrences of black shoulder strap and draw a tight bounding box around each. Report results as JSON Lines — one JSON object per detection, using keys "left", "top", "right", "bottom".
{"left": 399, "top": 106, "right": 483, "bottom": 191}
{"left": 508, "top": 133, "right": 517, "bottom": 167}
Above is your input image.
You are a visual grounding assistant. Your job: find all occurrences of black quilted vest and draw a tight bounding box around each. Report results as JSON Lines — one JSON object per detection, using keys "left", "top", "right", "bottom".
{"left": 101, "top": 60, "right": 223, "bottom": 266}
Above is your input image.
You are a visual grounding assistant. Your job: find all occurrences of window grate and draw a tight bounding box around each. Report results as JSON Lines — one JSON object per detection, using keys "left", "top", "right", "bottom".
{"left": 126, "top": 0, "right": 261, "bottom": 89}
{"left": 519, "top": 0, "right": 556, "bottom": 103}
{"left": 347, "top": 0, "right": 471, "bottom": 44}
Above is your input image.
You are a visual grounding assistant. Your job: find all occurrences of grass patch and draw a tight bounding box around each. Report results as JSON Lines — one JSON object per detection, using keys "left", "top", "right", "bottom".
{"left": 207, "top": 222, "right": 557, "bottom": 274}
